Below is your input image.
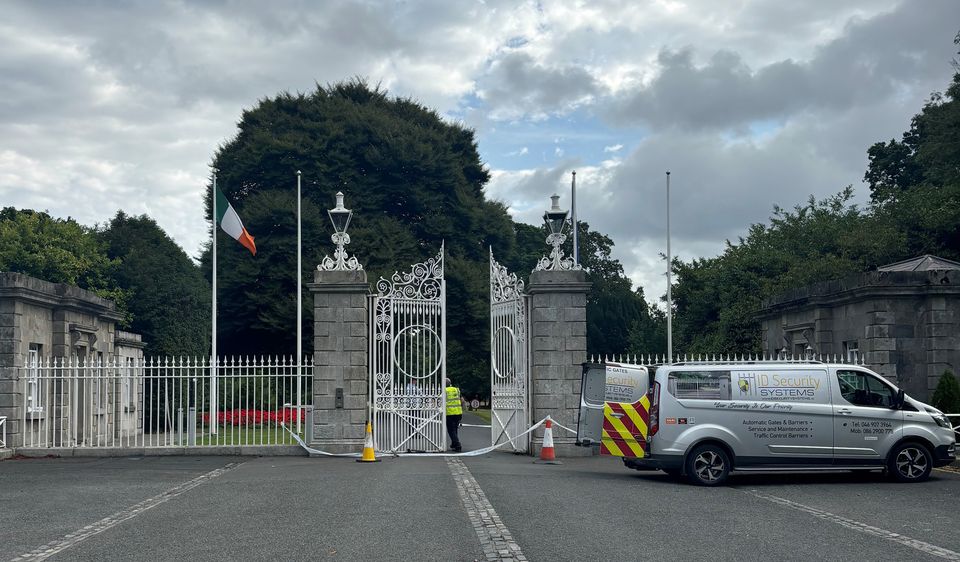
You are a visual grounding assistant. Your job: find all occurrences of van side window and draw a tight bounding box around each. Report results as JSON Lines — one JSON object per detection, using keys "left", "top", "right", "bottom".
{"left": 668, "top": 371, "right": 731, "bottom": 400}
{"left": 836, "top": 370, "right": 895, "bottom": 408}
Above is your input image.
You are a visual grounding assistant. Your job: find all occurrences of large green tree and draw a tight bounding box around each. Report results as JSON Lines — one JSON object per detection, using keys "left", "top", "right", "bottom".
{"left": 0, "top": 208, "right": 128, "bottom": 312}
{"left": 671, "top": 189, "right": 904, "bottom": 353}
{"left": 866, "top": 70, "right": 960, "bottom": 260}
{"left": 511, "top": 220, "right": 659, "bottom": 358}
{"left": 205, "top": 80, "right": 659, "bottom": 395}
{"left": 99, "top": 212, "right": 210, "bottom": 356}
{"left": 667, "top": 33, "right": 960, "bottom": 355}
{"left": 204, "top": 81, "right": 515, "bottom": 397}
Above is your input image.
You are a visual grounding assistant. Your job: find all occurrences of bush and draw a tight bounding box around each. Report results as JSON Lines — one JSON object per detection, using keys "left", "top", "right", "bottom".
{"left": 931, "top": 370, "right": 960, "bottom": 413}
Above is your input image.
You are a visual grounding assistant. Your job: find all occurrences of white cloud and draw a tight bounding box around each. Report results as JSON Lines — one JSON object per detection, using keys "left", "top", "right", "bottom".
{"left": 0, "top": 0, "right": 956, "bottom": 302}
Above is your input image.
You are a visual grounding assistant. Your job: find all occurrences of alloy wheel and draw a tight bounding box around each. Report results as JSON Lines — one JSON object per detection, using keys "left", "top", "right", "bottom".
{"left": 694, "top": 450, "right": 725, "bottom": 482}
{"left": 896, "top": 447, "right": 929, "bottom": 480}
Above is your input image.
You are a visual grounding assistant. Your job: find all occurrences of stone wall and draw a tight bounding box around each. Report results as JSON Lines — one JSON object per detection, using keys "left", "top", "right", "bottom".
{"left": 308, "top": 269, "right": 369, "bottom": 454}
{"left": 114, "top": 330, "right": 146, "bottom": 438}
{"left": 528, "top": 269, "right": 591, "bottom": 457}
{"left": 758, "top": 270, "right": 960, "bottom": 401}
{"left": 0, "top": 272, "right": 127, "bottom": 448}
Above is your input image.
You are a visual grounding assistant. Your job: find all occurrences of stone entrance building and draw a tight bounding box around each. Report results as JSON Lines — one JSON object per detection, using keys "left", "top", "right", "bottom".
{"left": 0, "top": 272, "right": 145, "bottom": 448}
{"left": 757, "top": 256, "right": 960, "bottom": 401}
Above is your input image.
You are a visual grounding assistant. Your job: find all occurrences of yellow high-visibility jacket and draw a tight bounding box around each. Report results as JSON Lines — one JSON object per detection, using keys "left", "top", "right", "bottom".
{"left": 445, "top": 386, "right": 463, "bottom": 416}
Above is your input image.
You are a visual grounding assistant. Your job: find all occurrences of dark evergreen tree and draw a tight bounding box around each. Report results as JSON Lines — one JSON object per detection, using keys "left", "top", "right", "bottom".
{"left": 203, "top": 80, "right": 514, "bottom": 394}
{"left": 100, "top": 212, "right": 210, "bottom": 356}
{"left": 931, "top": 370, "right": 960, "bottom": 415}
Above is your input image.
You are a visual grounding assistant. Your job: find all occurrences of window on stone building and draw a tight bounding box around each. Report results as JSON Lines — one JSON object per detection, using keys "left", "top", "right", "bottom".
{"left": 27, "top": 344, "right": 43, "bottom": 414}
{"left": 123, "top": 357, "right": 136, "bottom": 411}
{"left": 92, "top": 351, "right": 106, "bottom": 413}
{"left": 843, "top": 341, "right": 860, "bottom": 363}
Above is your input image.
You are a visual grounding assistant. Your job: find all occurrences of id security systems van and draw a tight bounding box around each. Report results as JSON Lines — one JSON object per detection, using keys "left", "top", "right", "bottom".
{"left": 577, "top": 362, "right": 956, "bottom": 486}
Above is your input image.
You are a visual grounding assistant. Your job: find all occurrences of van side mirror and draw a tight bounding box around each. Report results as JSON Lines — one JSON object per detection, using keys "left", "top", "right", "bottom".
{"left": 893, "top": 389, "right": 905, "bottom": 410}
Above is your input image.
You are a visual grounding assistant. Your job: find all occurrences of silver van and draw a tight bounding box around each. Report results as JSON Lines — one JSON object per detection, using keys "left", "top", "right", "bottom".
{"left": 577, "top": 362, "right": 957, "bottom": 486}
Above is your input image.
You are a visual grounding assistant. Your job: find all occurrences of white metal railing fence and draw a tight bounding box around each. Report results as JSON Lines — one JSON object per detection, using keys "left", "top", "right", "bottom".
{"left": 0, "top": 416, "right": 6, "bottom": 449}
{"left": 19, "top": 356, "right": 311, "bottom": 449}
{"left": 590, "top": 352, "right": 867, "bottom": 366}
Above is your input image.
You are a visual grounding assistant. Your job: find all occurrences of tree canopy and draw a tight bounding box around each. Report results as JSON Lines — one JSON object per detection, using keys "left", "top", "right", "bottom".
{"left": 668, "top": 65, "right": 960, "bottom": 354}
{"left": 205, "top": 81, "right": 522, "bottom": 397}
{"left": 204, "top": 80, "right": 652, "bottom": 396}
{"left": 0, "top": 208, "right": 128, "bottom": 311}
{"left": 99, "top": 211, "right": 210, "bottom": 356}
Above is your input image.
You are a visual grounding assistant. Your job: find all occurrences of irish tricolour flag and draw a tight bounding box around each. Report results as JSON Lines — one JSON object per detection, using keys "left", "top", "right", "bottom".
{"left": 215, "top": 187, "right": 256, "bottom": 255}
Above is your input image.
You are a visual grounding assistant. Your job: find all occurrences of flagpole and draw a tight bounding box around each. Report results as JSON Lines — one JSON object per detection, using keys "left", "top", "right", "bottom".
{"left": 666, "top": 170, "right": 672, "bottom": 363}
{"left": 211, "top": 169, "right": 218, "bottom": 436}
{"left": 571, "top": 170, "right": 578, "bottom": 266}
{"left": 296, "top": 170, "right": 302, "bottom": 435}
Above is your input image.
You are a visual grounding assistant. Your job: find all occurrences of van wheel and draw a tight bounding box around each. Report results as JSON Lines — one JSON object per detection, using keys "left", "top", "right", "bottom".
{"left": 888, "top": 442, "right": 932, "bottom": 483}
{"left": 686, "top": 444, "right": 730, "bottom": 486}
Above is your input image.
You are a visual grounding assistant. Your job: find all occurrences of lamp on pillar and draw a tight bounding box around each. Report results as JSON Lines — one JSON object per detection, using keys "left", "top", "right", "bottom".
{"left": 319, "top": 191, "right": 363, "bottom": 271}
{"left": 534, "top": 194, "right": 582, "bottom": 272}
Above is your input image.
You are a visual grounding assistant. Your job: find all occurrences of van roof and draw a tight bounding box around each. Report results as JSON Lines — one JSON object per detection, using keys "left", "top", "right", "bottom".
{"left": 656, "top": 362, "right": 863, "bottom": 371}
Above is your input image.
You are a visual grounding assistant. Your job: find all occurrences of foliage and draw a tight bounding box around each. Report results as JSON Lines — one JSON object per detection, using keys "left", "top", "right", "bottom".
{"left": 0, "top": 207, "right": 129, "bottom": 316}
{"left": 204, "top": 80, "right": 515, "bottom": 398}
{"left": 866, "top": 72, "right": 960, "bottom": 204}
{"left": 670, "top": 47, "right": 960, "bottom": 354}
{"left": 931, "top": 371, "right": 960, "bottom": 414}
{"left": 671, "top": 189, "right": 903, "bottom": 352}
{"left": 506, "top": 220, "right": 659, "bottom": 358}
{"left": 569, "top": 221, "right": 656, "bottom": 357}
{"left": 99, "top": 212, "right": 210, "bottom": 356}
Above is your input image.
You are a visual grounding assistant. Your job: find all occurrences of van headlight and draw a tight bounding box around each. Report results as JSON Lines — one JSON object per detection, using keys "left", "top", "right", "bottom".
{"left": 933, "top": 413, "right": 952, "bottom": 429}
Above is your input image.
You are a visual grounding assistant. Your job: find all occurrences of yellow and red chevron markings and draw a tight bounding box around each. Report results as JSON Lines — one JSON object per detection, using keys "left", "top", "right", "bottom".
{"left": 600, "top": 395, "right": 651, "bottom": 458}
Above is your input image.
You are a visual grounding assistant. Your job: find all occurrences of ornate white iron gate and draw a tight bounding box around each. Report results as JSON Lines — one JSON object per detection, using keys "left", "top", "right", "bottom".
{"left": 489, "top": 251, "right": 529, "bottom": 452}
{"left": 370, "top": 246, "right": 446, "bottom": 453}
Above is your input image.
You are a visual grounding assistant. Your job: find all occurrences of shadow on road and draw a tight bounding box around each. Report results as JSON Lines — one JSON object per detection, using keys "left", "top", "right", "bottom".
{"left": 624, "top": 468, "right": 957, "bottom": 487}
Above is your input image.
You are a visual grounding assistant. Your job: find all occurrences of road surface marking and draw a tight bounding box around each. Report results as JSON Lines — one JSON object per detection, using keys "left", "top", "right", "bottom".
{"left": 743, "top": 488, "right": 960, "bottom": 561}
{"left": 9, "top": 462, "right": 241, "bottom": 562}
{"left": 447, "top": 458, "right": 527, "bottom": 562}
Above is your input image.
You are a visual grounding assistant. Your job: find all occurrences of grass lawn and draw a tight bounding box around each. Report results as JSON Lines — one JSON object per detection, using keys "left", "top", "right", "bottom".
{"left": 469, "top": 408, "right": 491, "bottom": 423}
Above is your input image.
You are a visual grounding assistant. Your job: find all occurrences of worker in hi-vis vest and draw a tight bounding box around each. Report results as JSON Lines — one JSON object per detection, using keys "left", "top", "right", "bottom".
{"left": 445, "top": 377, "right": 465, "bottom": 452}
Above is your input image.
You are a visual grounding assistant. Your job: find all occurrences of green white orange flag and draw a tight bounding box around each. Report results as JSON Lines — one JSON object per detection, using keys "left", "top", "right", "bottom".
{"left": 215, "top": 187, "right": 257, "bottom": 255}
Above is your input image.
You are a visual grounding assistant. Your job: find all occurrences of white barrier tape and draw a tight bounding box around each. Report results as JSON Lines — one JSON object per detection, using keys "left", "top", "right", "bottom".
{"left": 280, "top": 423, "right": 360, "bottom": 457}
{"left": 283, "top": 417, "right": 550, "bottom": 458}
{"left": 387, "top": 417, "right": 548, "bottom": 457}
{"left": 551, "top": 420, "right": 579, "bottom": 436}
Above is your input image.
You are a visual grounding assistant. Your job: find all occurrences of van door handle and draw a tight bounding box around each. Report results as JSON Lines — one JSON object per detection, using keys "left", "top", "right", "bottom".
{"left": 609, "top": 412, "right": 624, "bottom": 418}
{"left": 837, "top": 409, "right": 853, "bottom": 415}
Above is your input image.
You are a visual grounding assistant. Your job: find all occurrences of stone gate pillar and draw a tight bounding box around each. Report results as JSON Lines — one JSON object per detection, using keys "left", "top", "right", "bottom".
{"left": 528, "top": 269, "right": 592, "bottom": 457}
{"left": 308, "top": 269, "right": 369, "bottom": 454}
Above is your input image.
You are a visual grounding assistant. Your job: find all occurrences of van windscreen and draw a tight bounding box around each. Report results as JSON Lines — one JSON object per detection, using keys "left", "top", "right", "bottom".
{"left": 668, "top": 371, "right": 732, "bottom": 400}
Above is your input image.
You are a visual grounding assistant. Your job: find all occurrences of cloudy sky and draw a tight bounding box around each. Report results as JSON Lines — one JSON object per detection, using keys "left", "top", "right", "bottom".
{"left": 2, "top": 0, "right": 957, "bottom": 302}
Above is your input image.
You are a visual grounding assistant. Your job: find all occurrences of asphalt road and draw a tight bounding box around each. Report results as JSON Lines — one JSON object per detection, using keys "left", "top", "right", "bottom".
{"left": 3, "top": 416, "right": 960, "bottom": 561}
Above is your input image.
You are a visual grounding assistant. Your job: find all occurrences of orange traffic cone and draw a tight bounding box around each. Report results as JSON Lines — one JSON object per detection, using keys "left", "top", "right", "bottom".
{"left": 357, "top": 421, "right": 380, "bottom": 463}
{"left": 534, "top": 416, "right": 562, "bottom": 464}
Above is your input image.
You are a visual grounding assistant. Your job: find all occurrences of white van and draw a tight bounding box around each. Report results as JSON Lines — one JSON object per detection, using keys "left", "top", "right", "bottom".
{"left": 577, "top": 362, "right": 956, "bottom": 486}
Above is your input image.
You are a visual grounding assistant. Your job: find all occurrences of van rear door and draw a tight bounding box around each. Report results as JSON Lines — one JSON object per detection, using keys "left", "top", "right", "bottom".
{"left": 577, "top": 362, "right": 650, "bottom": 458}
{"left": 577, "top": 363, "right": 607, "bottom": 446}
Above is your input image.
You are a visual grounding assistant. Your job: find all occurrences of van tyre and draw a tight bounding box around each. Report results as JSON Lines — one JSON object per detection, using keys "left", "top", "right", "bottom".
{"left": 686, "top": 444, "right": 730, "bottom": 486}
{"left": 888, "top": 442, "right": 932, "bottom": 483}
